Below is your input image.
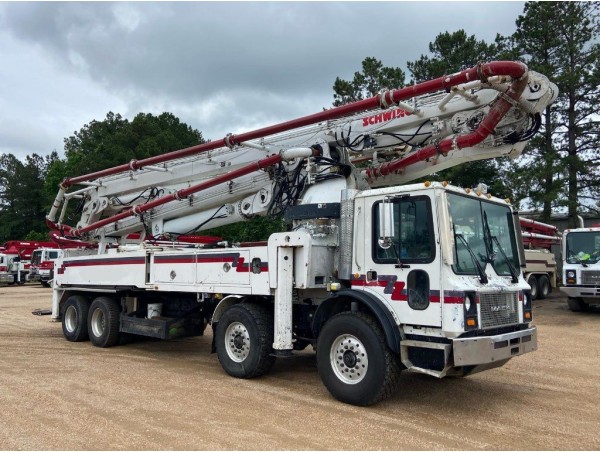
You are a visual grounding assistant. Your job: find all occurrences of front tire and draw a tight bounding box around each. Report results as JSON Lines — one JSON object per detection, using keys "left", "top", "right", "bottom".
{"left": 62, "top": 295, "right": 90, "bottom": 342}
{"left": 215, "top": 303, "right": 275, "bottom": 378}
{"left": 568, "top": 297, "right": 588, "bottom": 312}
{"left": 88, "top": 296, "right": 121, "bottom": 347}
{"left": 316, "top": 312, "right": 401, "bottom": 406}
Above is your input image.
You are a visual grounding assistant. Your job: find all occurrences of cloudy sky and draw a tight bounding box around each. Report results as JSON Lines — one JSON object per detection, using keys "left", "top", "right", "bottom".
{"left": 0, "top": 1, "right": 525, "bottom": 161}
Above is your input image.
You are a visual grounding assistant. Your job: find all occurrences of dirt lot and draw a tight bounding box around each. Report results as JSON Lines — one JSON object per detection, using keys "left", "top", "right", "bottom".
{"left": 0, "top": 285, "right": 599, "bottom": 450}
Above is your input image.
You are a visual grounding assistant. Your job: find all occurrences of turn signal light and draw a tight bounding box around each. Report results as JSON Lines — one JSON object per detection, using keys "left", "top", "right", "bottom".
{"left": 467, "top": 318, "right": 476, "bottom": 327}
{"left": 524, "top": 312, "right": 531, "bottom": 320}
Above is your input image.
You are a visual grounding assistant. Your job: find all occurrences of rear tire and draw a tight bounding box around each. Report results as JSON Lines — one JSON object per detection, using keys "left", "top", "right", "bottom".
{"left": 62, "top": 295, "right": 90, "bottom": 342}
{"left": 88, "top": 296, "right": 121, "bottom": 347}
{"left": 537, "top": 275, "right": 550, "bottom": 299}
{"left": 215, "top": 303, "right": 275, "bottom": 378}
{"left": 316, "top": 312, "right": 401, "bottom": 406}
{"left": 528, "top": 275, "right": 538, "bottom": 300}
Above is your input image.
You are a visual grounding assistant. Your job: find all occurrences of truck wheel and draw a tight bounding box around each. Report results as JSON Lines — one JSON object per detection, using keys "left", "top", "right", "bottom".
{"left": 62, "top": 295, "right": 90, "bottom": 342}
{"left": 215, "top": 303, "right": 275, "bottom": 378}
{"left": 567, "top": 297, "right": 588, "bottom": 312}
{"left": 316, "top": 312, "right": 401, "bottom": 406}
{"left": 88, "top": 296, "right": 121, "bottom": 347}
{"left": 537, "top": 275, "right": 550, "bottom": 299}
{"left": 528, "top": 275, "right": 538, "bottom": 300}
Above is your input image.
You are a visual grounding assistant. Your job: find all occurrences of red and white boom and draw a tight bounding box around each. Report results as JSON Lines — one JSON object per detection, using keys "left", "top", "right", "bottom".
{"left": 47, "top": 61, "right": 557, "bottom": 248}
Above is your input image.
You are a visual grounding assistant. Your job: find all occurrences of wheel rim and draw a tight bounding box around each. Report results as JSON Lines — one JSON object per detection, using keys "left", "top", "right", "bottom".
{"left": 91, "top": 308, "right": 105, "bottom": 338}
{"left": 225, "top": 322, "right": 250, "bottom": 363}
{"left": 330, "top": 334, "right": 369, "bottom": 384}
{"left": 64, "top": 305, "right": 78, "bottom": 333}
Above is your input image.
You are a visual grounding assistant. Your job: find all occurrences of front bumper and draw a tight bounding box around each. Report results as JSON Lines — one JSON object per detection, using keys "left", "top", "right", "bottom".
{"left": 453, "top": 327, "right": 537, "bottom": 366}
{"left": 0, "top": 274, "right": 14, "bottom": 283}
{"left": 560, "top": 286, "right": 600, "bottom": 299}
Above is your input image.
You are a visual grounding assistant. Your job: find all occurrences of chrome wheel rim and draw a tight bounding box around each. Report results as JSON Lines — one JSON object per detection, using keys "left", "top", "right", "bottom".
{"left": 91, "top": 308, "right": 105, "bottom": 338}
{"left": 225, "top": 322, "right": 250, "bottom": 363}
{"left": 330, "top": 334, "right": 368, "bottom": 384}
{"left": 64, "top": 305, "right": 78, "bottom": 333}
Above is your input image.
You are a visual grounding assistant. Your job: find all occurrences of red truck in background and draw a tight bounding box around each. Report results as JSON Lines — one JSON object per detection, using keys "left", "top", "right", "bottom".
{"left": 0, "top": 241, "right": 57, "bottom": 284}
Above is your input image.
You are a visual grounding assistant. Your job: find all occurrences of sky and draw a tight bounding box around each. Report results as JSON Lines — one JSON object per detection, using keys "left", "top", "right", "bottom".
{"left": 0, "top": 1, "right": 526, "bottom": 161}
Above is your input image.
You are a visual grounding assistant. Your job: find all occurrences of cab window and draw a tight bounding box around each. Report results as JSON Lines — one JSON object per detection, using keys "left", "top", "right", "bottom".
{"left": 373, "top": 196, "right": 435, "bottom": 264}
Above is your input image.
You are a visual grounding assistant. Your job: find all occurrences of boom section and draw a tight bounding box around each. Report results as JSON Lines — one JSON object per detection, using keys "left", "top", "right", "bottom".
{"left": 47, "top": 61, "right": 557, "bottom": 246}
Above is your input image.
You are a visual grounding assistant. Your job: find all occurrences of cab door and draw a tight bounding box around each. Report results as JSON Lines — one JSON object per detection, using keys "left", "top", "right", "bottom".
{"left": 362, "top": 194, "right": 442, "bottom": 327}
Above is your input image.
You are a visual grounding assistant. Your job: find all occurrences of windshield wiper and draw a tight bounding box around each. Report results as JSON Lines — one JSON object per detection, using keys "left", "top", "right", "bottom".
{"left": 482, "top": 212, "right": 496, "bottom": 263}
{"left": 456, "top": 233, "right": 488, "bottom": 284}
{"left": 482, "top": 211, "right": 520, "bottom": 282}
{"left": 490, "top": 235, "right": 520, "bottom": 283}
{"left": 569, "top": 253, "right": 589, "bottom": 268}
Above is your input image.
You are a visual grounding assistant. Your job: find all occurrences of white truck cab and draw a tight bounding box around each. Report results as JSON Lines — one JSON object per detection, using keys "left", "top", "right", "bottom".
{"left": 561, "top": 226, "right": 600, "bottom": 311}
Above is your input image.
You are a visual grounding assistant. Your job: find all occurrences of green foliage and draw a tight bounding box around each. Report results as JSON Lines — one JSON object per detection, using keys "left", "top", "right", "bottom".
{"left": 24, "top": 230, "right": 51, "bottom": 241}
{"left": 1, "top": 112, "right": 204, "bottom": 243}
{"left": 509, "top": 1, "right": 600, "bottom": 225}
{"left": 407, "top": 30, "right": 501, "bottom": 83}
{"left": 61, "top": 111, "right": 204, "bottom": 178}
{"left": 204, "top": 216, "right": 287, "bottom": 243}
{"left": 333, "top": 57, "right": 405, "bottom": 107}
{"left": 0, "top": 152, "right": 57, "bottom": 242}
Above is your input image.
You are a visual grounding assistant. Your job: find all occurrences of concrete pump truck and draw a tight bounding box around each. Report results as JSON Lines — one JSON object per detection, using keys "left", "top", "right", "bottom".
{"left": 46, "top": 61, "right": 558, "bottom": 405}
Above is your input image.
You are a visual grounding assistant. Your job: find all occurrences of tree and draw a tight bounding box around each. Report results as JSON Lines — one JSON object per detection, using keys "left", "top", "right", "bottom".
{"left": 406, "top": 30, "right": 511, "bottom": 196}
{"left": 204, "top": 216, "right": 287, "bottom": 243}
{"left": 43, "top": 111, "right": 205, "bottom": 225}
{"left": 510, "top": 2, "right": 600, "bottom": 225}
{"left": 0, "top": 152, "right": 58, "bottom": 242}
{"left": 502, "top": 2, "right": 565, "bottom": 220}
{"left": 60, "top": 111, "right": 204, "bottom": 178}
{"left": 333, "top": 57, "right": 405, "bottom": 106}
{"left": 407, "top": 30, "right": 501, "bottom": 83}
{"left": 0, "top": 112, "right": 206, "bottom": 242}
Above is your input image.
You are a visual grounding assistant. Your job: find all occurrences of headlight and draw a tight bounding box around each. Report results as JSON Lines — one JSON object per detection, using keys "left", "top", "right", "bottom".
{"left": 567, "top": 270, "right": 576, "bottom": 279}
{"left": 464, "top": 294, "right": 472, "bottom": 311}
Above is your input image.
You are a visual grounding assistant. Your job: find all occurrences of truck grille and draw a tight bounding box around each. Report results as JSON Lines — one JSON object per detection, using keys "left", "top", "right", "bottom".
{"left": 480, "top": 292, "right": 519, "bottom": 328}
{"left": 581, "top": 271, "right": 600, "bottom": 286}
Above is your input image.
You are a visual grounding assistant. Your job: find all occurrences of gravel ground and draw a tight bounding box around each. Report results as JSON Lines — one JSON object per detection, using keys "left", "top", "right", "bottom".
{"left": 0, "top": 285, "right": 599, "bottom": 450}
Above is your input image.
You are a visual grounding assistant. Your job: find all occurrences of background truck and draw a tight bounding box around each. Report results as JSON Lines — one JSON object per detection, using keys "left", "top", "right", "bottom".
{"left": 519, "top": 217, "right": 561, "bottom": 300}
{"left": 46, "top": 61, "right": 557, "bottom": 405}
{"left": 561, "top": 223, "right": 600, "bottom": 311}
{"left": 0, "top": 241, "right": 56, "bottom": 284}
{"left": 29, "top": 247, "right": 63, "bottom": 287}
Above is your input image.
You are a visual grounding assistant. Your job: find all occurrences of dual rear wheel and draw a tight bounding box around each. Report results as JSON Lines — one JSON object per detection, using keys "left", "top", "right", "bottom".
{"left": 61, "top": 295, "right": 120, "bottom": 347}
{"left": 527, "top": 274, "right": 551, "bottom": 300}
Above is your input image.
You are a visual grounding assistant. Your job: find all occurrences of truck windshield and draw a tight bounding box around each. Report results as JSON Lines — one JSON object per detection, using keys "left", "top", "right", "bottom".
{"left": 31, "top": 251, "right": 42, "bottom": 266}
{"left": 447, "top": 193, "right": 519, "bottom": 277}
{"left": 566, "top": 231, "right": 600, "bottom": 265}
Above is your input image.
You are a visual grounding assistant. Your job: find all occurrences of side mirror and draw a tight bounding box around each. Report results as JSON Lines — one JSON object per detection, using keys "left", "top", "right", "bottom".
{"left": 378, "top": 199, "right": 395, "bottom": 249}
